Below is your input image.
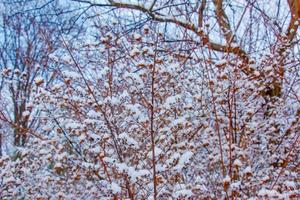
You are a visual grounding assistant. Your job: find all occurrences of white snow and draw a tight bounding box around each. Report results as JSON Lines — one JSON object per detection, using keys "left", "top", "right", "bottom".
{"left": 174, "top": 151, "right": 193, "bottom": 171}
{"left": 22, "top": 111, "right": 30, "bottom": 117}
{"left": 215, "top": 59, "right": 227, "bottom": 67}
{"left": 34, "top": 77, "right": 44, "bottom": 86}
{"left": 147, "top": 147, "right": 163, "bottom": 159}
{"left": 243, "top": 166, "right": 252, "bottom": 174}
{"left": 173, "top": 189, "right": 193, "bottom": 198}
{"left": 111, "top": 182, "right": 121, "bottom": 194}
{"left": 233, "top": 159, "right": 242, "bottom": 167}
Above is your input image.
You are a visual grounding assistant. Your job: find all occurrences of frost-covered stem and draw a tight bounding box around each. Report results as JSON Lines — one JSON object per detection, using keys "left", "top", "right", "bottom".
{"left": 213, "top": 105, "right": 226, "bottom": 176}
{"left": 233, "top": 87, "right": 238, "bottom": 144}
{"left": 270, "top": 109, "right": 300, "bottom": 189}
{"left": 212, "top": 98, "right": 226, "bottom": 177}
{"left": 271, "top": 126, "right": 300, "bottom": 189}
{"left": 150, "top": 35, "right": 158, "bottom": 200}
{"left": 208, "top": 76, "right": 226, "bottom": 177}
{"left": 150, "top": 78, "right": 157, "bottom": 200}
{"left": 108, "top": 48, "right": 113, "bottom": 98}
{"left": 228, "top": 69, "right": 238, "bottom": 183}
{"left": 227, "top": 85, "right": 233, "bottom": 179}
{"left": 99, "top": 155, "right": 119, "bottom": 200}
{"left": 0, "top": 131, "right": 2, "bottom": 157}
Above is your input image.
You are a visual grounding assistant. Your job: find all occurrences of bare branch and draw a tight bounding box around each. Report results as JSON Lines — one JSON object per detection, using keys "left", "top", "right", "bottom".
{"left": 76, "top": 0, "right": 250, "bottom": 69}
{"left": 286, "top": 0, "right": 300, "bottom": 41}
{"left": 212, "top": 0, "right": 235, "bottom": 43}
{"left": 149, "top": 0, "right": 157, "bottom": 11}
{"left": 198, "top": 0, "right": 206, "bottom": 28}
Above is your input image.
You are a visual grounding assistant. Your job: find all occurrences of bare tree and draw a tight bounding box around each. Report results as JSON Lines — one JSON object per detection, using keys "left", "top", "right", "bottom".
{"left": 0, "top": 0, "right": 67, "bottom": 147}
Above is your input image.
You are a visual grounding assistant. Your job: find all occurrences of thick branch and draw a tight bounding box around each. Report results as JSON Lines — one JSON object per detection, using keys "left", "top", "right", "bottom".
{"left": 286, "top": 0, "right": 300, "bottom": 42}
{"left": 72, "top": 0, "right": 250, "bottom": 66}
{"left": 213, "top": 0, "right": 235, "bottom": 43}
{"left": 198, "top": 0, "right": 206, "bottom": 28}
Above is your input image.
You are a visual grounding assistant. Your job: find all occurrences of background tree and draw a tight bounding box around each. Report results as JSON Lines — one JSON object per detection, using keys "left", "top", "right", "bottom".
{"left": 0, "top": 0, "right": 73, "bottom": 147}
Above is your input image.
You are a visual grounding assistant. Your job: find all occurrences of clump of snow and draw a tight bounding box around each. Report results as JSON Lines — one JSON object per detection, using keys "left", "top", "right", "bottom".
{"left": 14, "top": 69, "right": 20, "bottom": 75}
{"left": 254, "top": 70, "right": 260, "bottom": 76}
{"left": 118, "top": 133, "right": 138, "bottom": 148}
{"left": 22, "top": 111, "right": 30, "bottom": 117}
{"left": 129, "top": 46, "right": 140, "bottom": 57}
{"left": 164, "top": 95, "right": 181, "bottom": 109}
{"left": 133, "top": 33, "right": 142, "bottom": 41}
{"left": 215, "top": 59, "right": 227, "bottom": 67}
{"left": 34, "top": 77, "right": 44, "bottom": 86}
{"left": 147, "top": 147, "right": 163, "bottom": 159}
{"left": 65, "top": 121, "right": 82, "bottom": 130}
{"left": 233, "top": 159, "right": 242, "bottom": 167}
{"left": 258, "top": 188, "right": 281, "bottom": 198}
{"left": 173, "top": 189, "right": 193, "bottom": 198}
{"left": 62, "top": 71, "right": 81, "bottom": 79}
{"left": 284, "top": 180, "right": 296, "bottom": 189}
{"left": 174, "top": 151, "right": 193, "bottom": 171}
{"left": 231, "top": 181, "right": 241, "bottom": 190}
{"left": 264, "top": 66, "right": 273, "bottom": 71}
{"left": 111, "top": 182, "right": 121, "bottom": 194}
{"left": 230, "top": 43, "right": 239, "bottom": 48}
{"left": 243, "top": 166, "right": 252, "bottom": 174}
{"left": 223, "top": 175, "right": 231, "bottom": 183}
{"left": 91, "top": 146, "right": 101, "bottom": 154}
{"left": 116, "top": 163, "right": 128, "bottom": 173}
